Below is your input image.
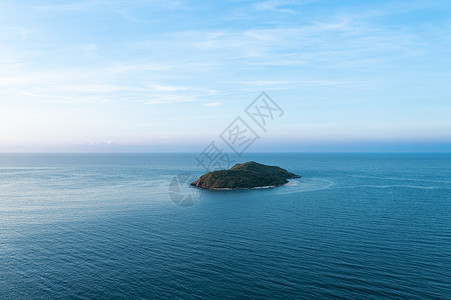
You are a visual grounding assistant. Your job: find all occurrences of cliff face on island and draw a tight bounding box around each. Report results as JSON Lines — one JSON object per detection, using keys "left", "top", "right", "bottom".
{"left": 190, "top": 161, "right": 300, "bottom": 190}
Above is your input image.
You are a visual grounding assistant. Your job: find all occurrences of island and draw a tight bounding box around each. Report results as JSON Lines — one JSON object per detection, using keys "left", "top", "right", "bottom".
{"left": 190, "top": 161, "right": 300, "bottom": 190}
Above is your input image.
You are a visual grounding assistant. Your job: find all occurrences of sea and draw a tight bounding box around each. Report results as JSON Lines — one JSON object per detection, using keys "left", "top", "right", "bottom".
{"left": 1, "top": 153, "right": 450, "bottom": 299}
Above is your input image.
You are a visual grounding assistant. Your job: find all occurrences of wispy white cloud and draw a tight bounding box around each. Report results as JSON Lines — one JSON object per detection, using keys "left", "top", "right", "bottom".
{"left": 147, "top": 83, "right": 188, "bottom": 92}
{"left": 126, "top": 16, "right": 426, "bottom": 70}
{"left": 253, "top": 0, "right": 318, "bottom": 13}
{"left": 86, "top": 140, "right": 118, "bottom": 145}
{"left": 0, "top": 0, "right": 449, "bottom": 149}
{"left": 243, "top": 80, "right": 373, "bottom": 88}
{"left": 202, "top": 102, "right": 222, "bottom": 107}
{"left": 0, "top": 63, "right": 220, "bottom": 106}
{"left": 32, "top": 0, "right": 186, "bottom": 12}
{"left": 34, "top": 1, "right": 102, "bottom": 12}
{"left": 144, "top": 95, "right": 196, "bottom": 105}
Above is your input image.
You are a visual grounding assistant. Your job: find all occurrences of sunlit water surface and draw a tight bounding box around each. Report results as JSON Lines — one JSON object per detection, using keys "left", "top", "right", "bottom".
{"left": 1, "top": 153, "right": 450, "bottom": 299}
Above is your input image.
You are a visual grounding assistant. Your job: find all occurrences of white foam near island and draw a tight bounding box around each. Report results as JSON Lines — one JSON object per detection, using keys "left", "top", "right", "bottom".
{"left": 210, "top": 185, "right": 277, "bottom": 191}
{"left": 272, "top": 178, "right": 336, "bottom": 195}
{"left": 273, "top": 177, "right": 438, "bottom": 195}
{"left": 252, "top": 185, "right": 278, "bottom": 189}
{"left": 284, "top": 181, "right": 296, "bottom": 186}
{"left": 208, "top": 180, "right": 298, "bottom": 191}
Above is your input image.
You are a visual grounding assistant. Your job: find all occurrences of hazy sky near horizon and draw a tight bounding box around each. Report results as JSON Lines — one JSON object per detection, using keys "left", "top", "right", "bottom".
{"left": 1, "top": 0, "right": 450, "bottom": 152}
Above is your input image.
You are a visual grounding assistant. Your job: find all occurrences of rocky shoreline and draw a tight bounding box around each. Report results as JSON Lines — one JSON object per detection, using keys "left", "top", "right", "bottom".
{"left": 190, "top": 161, "right": 300, "bottom": 190}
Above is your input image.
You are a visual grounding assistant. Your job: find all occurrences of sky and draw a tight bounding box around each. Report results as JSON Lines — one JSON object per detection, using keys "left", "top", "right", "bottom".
{"left": 0, "top": 0, "right": 450, "bottom": 152}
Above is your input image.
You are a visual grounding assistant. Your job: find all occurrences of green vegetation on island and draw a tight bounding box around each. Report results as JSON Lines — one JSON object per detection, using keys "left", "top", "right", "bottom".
{"left": 191, "top": 161, "right": 300, "bottom": 190}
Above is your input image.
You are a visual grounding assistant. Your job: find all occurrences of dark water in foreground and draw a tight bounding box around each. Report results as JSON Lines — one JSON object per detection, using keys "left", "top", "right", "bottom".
{"left": 1, "top": 153, "right": 450, "bottom": 299}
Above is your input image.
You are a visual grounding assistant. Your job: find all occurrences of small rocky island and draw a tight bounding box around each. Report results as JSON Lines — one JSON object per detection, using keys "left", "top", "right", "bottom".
{"left": 191, "top": 161, "right": 300, "bottom": 190}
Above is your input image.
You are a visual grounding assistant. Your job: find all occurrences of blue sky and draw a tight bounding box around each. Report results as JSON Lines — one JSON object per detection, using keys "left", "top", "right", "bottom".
{"left": 0, "top": 0, "right": 450, "bottom": 152}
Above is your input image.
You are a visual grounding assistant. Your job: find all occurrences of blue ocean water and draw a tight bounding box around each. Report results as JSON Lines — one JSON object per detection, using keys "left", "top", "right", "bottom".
{"left": 1, "top": 153, "right": 450, "bottom": 299}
